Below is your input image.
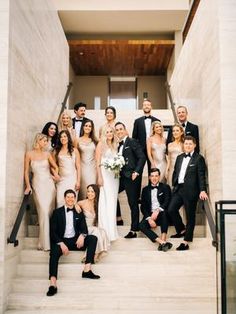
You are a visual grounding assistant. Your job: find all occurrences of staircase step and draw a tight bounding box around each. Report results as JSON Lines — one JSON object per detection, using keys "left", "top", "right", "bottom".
{"left": 7, "top": 293, "right": 216, "bottom": 312}
{"left": 27, "top": 225, "right": 205, "bottom": 238}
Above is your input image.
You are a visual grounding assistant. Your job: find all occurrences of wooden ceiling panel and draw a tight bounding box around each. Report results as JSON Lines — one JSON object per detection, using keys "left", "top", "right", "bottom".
{"left": 69, "top": 40, "right": 174, "bottom": 76}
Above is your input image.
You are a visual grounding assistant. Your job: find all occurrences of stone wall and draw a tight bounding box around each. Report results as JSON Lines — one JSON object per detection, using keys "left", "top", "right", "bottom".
{"left": 0, "top": 0, "right": 69, "bottom": 311}
{"left": 169, "top": 0, "right": 222, "bottom": 205}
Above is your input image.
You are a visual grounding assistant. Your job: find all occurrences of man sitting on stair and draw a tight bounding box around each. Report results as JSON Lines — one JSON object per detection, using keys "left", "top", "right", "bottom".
{"left": 139, "top": 168, "right": 173, "bottom": 252}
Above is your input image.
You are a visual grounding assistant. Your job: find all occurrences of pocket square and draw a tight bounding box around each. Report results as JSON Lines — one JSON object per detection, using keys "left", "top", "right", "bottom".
{"left": 189, "top": 164, "right": 195, "bottom": 167}
{"left": 158, "top": 192, "right": 163, "bottom": 196}
{"left": 124, "top": 146, "right": 130, "bottom": 149}
{"left": 75, "top": 217, "right": 79, "bottom": 220}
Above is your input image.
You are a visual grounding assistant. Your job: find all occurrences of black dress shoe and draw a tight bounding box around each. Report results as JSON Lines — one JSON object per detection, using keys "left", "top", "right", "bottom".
{"left": 161, "top": 242, "right": 173, "bottom": 252}
{"left": 158, "top": 244, "right": 163, "bottom": 251}
{"left": 82, "top": 270, "right": 100, "bottom": 279}
{"left": 176, "top": 243, "right": 189, "bottom": 251}
{"left": 117, "top": 219, "right": 124, "bottom": 226}
{"left": 124, "top": 231, "right": 137, "bottom": 239}
{"left": 46, "top": 285, "right": 57, "bottom": 296}
{"left": 170, "top": 232, "right": 186, "bottom": 238}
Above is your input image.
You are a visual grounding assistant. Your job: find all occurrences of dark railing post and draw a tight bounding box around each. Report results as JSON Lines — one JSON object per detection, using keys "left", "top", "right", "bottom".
{"left": 56, "top": 82, "right": 73, "bottom": 125}
{"left": 7, "top": 194, "right": 31, "bottom": 246}
{"left": 165, "top": 82, "right": 178, "bottom": 124}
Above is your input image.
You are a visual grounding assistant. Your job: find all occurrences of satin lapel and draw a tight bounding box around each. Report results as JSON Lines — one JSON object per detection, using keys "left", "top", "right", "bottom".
{"left": 122, "top": 137, "right": 129, "bottom": 155}
{"left": 177, "top": 154, "right": 185, "bottom": 176}
{"left": 73, "top": 210, "right": 77, "bottom": 231}
{"left": 61, "top": 206, "right": 66, "bottom": 234}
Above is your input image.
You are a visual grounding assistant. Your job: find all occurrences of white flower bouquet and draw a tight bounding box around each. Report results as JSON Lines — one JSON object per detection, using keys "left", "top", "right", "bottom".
{"left": 102, "top": 154, "right": 125, "bottom": 178}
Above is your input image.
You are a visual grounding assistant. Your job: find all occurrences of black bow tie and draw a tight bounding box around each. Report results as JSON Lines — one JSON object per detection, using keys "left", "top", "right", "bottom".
{"left": 144, "top": 116, "right": 151, "bottom": 120}
{"left": 67, "top": 207, "right": 75, "bottom": 212}
{"left": 75, "top": 118, "right": 83, "bottom": 122}
{"left": 118, "top": 140, "right": 124, "bottom": 150}
{"left": 184, "top": 153, "right": 191, "bottom": 158}
{"left": 151, "top": 186, "right": 158, "bottom": 190}
{"left": 182, "top": 123, "right": 186, "bottom": 127}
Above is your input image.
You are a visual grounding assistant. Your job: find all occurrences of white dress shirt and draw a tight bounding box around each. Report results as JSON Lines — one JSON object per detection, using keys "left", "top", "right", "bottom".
{"left": 178, "top": 152, "right": 193, "bottom": 184}
{"left": 74, "top": 119, "right": 83, "bottom": 137}
{"left": 144, "top": 117, "right": 152, "bottom": 139}
{"left": 64, "top": 206, "right": 75, "bottom": 238}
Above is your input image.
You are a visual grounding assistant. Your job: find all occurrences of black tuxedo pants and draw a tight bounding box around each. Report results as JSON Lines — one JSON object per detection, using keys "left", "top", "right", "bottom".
{"left": 168, "top": 186, "right": 198, "bottom": 242}
{"left": 139, "top": 212, "right": 168, "bottom": 242}
{"left": 117, "top": 175, "right": 141, "bottom": 231}
{"left": 49, "top": 235, "right": 97, "bottom": 279}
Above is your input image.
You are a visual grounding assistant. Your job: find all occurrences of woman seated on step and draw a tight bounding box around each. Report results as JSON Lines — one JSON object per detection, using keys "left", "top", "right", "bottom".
{"left": 75, "top": 184, "right": 110, "bottom": 262}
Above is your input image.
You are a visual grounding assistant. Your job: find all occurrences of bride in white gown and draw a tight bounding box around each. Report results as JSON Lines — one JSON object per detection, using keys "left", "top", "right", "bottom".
{"left": 96, "top": 126, "right": 119, "bottom": 241}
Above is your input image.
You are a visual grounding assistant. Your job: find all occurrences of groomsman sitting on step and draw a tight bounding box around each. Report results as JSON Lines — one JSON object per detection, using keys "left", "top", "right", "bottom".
{"left": 168, "top": 136, "right": 208, "bottom": 251}
{"left": 46, "top": 189, "right": 100, "bottom": 297}
{"left": 139, "top": 168, "right": 172, "bottom": 252}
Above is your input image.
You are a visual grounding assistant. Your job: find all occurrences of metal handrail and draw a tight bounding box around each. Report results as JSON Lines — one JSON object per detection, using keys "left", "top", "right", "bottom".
{"left": 165, "top": 82, "right": 178, "bottom": 124}
{"left": 7, "top": 193, "right": 31, "bottom": 246}
{"left": 201, "top": 199, "right": 217, "bottom": 248}
{"left": 56, "top": 82, "right": 73, "bottom": 124}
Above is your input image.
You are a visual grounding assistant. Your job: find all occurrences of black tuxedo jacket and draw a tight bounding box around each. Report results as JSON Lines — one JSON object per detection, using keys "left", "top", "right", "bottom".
{"left": 50, "top": 206, "right": 88, "bottom": 244}
{"left": 72, "top": 117, "right": 90, "bottom": 137}
{"left": 167, "top": 121, "right": 200, "bottom": 153}
{"left": 172, "top": 152, "right": 206, "bottom": 200}
{"left": 121, "top": 137, "right": 146, "bottom": 179}
{"left": 132, "top": 116, "right": 160, "bottom": 150}
{"left": 140, "top": 183, "right": 171, "bottom": 219}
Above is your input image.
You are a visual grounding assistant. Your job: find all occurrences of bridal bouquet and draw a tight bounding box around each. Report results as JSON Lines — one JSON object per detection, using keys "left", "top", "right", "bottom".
{"left": 102, "top": 153, "right": 125, "bottom": 179}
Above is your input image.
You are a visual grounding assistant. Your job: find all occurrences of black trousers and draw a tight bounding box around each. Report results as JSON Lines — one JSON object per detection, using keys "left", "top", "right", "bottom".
{"left": 168, "top": 186, "right": 198, "bottom": 242}
{"left": 49, "top": 235, "right": 97, "bottom": 279}
{"left": 117, "top": 175, "right": 141, "bottom": 231}
{"left": 139, "top": 212, "right": 169, "bottom": 242}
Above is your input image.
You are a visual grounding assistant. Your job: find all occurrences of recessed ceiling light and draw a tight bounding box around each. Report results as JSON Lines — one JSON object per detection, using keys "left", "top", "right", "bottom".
{"left": 79, "top": 52, "right": 84, "bottom": 56}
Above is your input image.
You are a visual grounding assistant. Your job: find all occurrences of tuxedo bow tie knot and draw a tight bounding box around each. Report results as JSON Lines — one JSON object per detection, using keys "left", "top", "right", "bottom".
{"left": 75, "top": 118, "right": 83, "bottom": 122}
{"left": 151, "top": 186, "right": 158, "bottom": 190}
{"left": 67, "top": 207, "right": 75, "bottom": 212}
{"left": 182, "top": 123, "right": 186, "bottom": 127}
{"left": 184, "top": 153, "right": 191, "bottom": 158}
{"left": 144, "top": 116, "right": 151, "bottom": 120}
{"left": 118, "top": 140, "right": 124, "bottom": 150}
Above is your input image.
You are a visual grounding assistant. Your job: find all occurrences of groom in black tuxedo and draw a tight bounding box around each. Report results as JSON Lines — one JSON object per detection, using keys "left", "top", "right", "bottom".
{"left": 115, "top": 122, "right": 146, "bottom": 238}
{"left": 132, "top": 99, "right": 160, "bottom": 174}
{"left": 139, "top": 168, "right": 172, "bottom": 251}
{"left": 46, "top": 189, "right": 100, "bottom": 297}
{"left": 168, "top": 136, "right": 208, "bottom": 251}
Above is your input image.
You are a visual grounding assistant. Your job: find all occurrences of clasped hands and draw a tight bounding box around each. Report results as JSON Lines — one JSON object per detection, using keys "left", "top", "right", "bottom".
{"left": 59, "top": 234, "right": 85, "bottom": 256}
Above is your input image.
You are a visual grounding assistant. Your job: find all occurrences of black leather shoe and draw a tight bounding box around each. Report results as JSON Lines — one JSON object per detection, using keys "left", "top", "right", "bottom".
{"left": 158, "top": 244, "right": 163, "bottom": 251}
{"left": 161, "top": 242, "right": 173, "bottom": 252}
{"left": 124, "top": 231, "right": 137, "bottom": 239}
{"left": 46, "top": 285, "right": 57, "bottom": 296}
{"left": 176, "top": 243, "right": 189, "bottom": 251}
{"left": 117, "top": 219, "right": 124, "bottom": 226}
{"left": 170, "top": 232, "right": 186, "bottom": 238}
{"left": 82, "top": 270, "right": 100, "bottom": 279}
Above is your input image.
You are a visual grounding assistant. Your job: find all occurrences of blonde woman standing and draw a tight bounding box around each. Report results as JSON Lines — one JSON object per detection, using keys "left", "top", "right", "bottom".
{"left": 166, "top": 124, "right": 184, "bottom": 187}
{"left": 96, "top": 126, "right": 119, "bottom": 241}
{"left": 58, "top": 110, "right": 77, "bottom": 147}
{"left": 147, "top": 121, "right": 167, "bottom": 182}
{"left": 24, "top": 133, "right": 59, "bottom": 251}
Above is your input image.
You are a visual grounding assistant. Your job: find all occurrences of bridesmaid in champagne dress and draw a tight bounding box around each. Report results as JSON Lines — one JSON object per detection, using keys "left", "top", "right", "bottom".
{"left": 77, "top": 120, "right": 98, "bottom": 200}
{"left": 58, "top": 110, "right": 77, "bottom": 147}
{"left": 41, "top": 122, "right": 58, "bottom": 152}
{"left": 166, "top": 124, "right": 184, "bottom": 187}
{"left": 147, "top": 121, "right": 167, "bottom": 182}
{"left": 99, "top": 106, "right": 116, "bottom": 139}
{"left": 54, "top": 130, "right": 81, "bottom": 207}
{"left": 76, "top": 184, "right": 109, "bottom": 262}
{"left": 96, "top": 126, "right": 119, "bottom": 241}
{"left": 24, "top": 133, "right": 59, "bottom": 251}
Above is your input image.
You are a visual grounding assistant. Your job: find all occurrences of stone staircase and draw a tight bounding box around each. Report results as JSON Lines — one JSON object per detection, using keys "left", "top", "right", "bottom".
{"left": 5, "top": 109, "right": 216, "bottom": 313}
{"left": 5, "top": 228, "right": 216, "bottom": 314}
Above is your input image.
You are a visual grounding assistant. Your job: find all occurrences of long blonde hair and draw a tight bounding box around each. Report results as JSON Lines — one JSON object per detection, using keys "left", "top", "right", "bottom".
{"left": 58, "top": 110, "right": 73, "bottom": 131}
{"left": 101, "top": 125, "right": 117, "bottom": 152}
{"left": 151, "top": 121, "right": 164, "bottom": 137}
{"left": 32, "top": 133, "right": 48, "bottom": 149}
